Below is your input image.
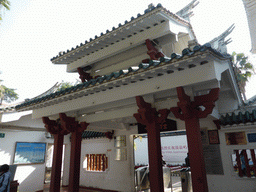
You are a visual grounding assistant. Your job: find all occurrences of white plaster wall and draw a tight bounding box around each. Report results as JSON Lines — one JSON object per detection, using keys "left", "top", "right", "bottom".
{"left": 62, "top": 127, "right": 137, "bottom": 192}
{"left": 206, "top": 126, "right": 256, "bottom": 192}
{"left": 0, "top": 130, "right": 70, "bottom": 192}
{"left": 0, "top": 130, "right": 47, "bottom": 192}
{"left": 217, "top": 91, "right": 239, "bottom": 113}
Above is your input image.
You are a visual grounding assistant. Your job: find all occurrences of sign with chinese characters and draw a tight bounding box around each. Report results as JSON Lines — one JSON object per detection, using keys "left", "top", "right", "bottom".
{"left": 13, "top": 142, "right": 46, "bottom": 164}
{"left": 161, "top": 135, "right": 188, "bottom": 164}
{"left": 225, "top": 132, "right": 247, "bottom": 145}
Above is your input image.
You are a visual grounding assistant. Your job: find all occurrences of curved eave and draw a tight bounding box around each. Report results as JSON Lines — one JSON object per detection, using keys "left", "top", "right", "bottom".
{"left": 51, "top": 6, "right": 190, "bottom": 65}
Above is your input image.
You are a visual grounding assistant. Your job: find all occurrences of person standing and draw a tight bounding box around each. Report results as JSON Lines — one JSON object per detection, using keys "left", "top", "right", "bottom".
{"left": 0, "top": 164, "right": 11, "bottom": 192}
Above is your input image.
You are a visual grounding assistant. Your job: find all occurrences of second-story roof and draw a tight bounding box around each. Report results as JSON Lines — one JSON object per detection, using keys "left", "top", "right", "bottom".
{"left": 50, "top": 3, "right": 194, "bottom": 65}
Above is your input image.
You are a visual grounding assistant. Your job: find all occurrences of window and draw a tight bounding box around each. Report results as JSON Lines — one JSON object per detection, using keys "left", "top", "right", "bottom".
{"left": 83, "top": 154, "right": 108, "bottom": 172}
{"left": 232, "top": 149, "right": 256, "bottom": 178}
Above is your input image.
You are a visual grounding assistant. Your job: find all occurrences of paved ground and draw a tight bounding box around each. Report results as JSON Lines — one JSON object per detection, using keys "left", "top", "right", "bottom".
{"left": 43, "top": 184, "right": 102, "bottom": 192}
{"left": 44, "top": 176, "right": 183, "bottom": 192}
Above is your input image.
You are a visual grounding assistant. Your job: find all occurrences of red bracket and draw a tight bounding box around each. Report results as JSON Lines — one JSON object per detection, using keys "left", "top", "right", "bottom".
{"left": 144, "top": 39, "right": 164, "bottom": 61}
{"left": 59, "top": 113, "right": 79, "bottom": 132}
{"left": 59, "top": 113, "right": 89, "bottom": 133}
{"left": 170, "top": 87, "right": 220, "bottom": 120}
{"left": 105, "top": 130, "right": 114, "bottom": 140}
{"left": 42, "top": 117, "right": 59, "bottom": 134}
{"left": 42, "top": 117, "right": 69, "bottom": 135}
{"left": 77, "top": 67, "right": 92, "bottom": 82}
{"left": 134, "top": 96, "right": 170, "bottom": 128}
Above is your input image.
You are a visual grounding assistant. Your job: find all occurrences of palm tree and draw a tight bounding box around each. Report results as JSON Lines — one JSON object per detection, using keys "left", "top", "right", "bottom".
{"left": 232, "top": 52, "right": 255, "bottom": 100}
{"left": 0, "top": 0, "right": 10, "bottom": 22}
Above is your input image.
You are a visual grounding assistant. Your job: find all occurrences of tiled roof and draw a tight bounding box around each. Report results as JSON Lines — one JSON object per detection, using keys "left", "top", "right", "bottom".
{"left": 0, "top": 106, "right": 16, "bottom": 113}
{"left": 50, "top": 3, "right": 192, "bottom": 65}
{"left": 220, "top": 110, "right": 256, "bottom": 126}
{"left": 16, "top": 43, "right": 230, "bottom": 111}
{"left": 244, "top": 96, "right": 256, "bottom": 106}
{"left": 82, "top": 131, "right": 106, "bottom": 139}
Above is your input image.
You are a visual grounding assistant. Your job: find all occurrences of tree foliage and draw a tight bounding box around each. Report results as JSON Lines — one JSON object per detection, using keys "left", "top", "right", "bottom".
{"left": 57, "top": 82, "right": 74, "bottom": 91}
{"left": 232, "top": 52, "right": 255, "bottom": 100}
{"left": 0, "top": 85, "right": 18, "bottom": 104}
{"left": 232, "top": 52, "right": 254, "bottom": 83}
{"left": 0, "top": 72, "right": 18, "bottom": 105}
{"left": 0, "top": 0, "right": 10, "bottom": 22}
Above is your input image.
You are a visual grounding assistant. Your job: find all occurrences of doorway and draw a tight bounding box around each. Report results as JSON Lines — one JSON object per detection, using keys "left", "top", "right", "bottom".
{"left": 45, "top": 144, "right": 66, "bottom": 183}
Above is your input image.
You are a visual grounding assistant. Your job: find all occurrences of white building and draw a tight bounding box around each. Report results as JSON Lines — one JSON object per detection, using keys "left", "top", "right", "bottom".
{"left": 1, "top": 1, "right": 256, "bottom": 192}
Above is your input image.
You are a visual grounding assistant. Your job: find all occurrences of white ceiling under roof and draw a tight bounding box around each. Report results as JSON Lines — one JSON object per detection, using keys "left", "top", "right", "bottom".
{"left": 243, "top": 0, "right": 256, "bottom": 54}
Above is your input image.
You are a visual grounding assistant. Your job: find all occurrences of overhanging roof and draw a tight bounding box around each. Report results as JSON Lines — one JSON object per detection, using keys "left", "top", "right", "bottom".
{"left": 16, "top": 44, "right": 230, "bottom": 112}
{"left": 82, "top": 130, "right": 106, "bottom": 139}
{"left": 50, "top": 4, "right": 193, "bottom": 65}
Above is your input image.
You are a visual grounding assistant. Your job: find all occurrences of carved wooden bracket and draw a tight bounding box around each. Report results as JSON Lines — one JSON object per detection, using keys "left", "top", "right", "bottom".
{"left": 133, "top": 96, "right": 170, "bottom": 129}
{"left": 59, "top": 113, "right": 89, "bottom": 133}
{"left": 59, "top": 113, "right": 79, "bottom": 132}
{"left": 43, "top": 113, "right": 89, "bottom": 135}
{"left": 145, "top": 39, "right": 164, "bottom": 60}
{"left": 170, "top": 87, "right": 220, "bottom": 120}
{"left": 42, "top": 117, "right": 69, "bottom": 135}
{"left": 77, "top": 67, "right": 92, "bottom": 82}
{"left": 42, "top": 117, "right": 59, "bottom": 134}
{"left": 105, "top": 130, "right": 114, "bottom": 140}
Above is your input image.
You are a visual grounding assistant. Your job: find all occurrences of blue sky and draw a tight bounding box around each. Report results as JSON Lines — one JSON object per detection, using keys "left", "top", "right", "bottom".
{"left": 0, "top": 0, "right": 255, "bottom": 102}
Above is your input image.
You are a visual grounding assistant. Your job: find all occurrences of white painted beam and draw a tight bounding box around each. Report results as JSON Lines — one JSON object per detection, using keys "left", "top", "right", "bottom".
{"left": 0, "top": 125, "right": 45, "bottom": 132}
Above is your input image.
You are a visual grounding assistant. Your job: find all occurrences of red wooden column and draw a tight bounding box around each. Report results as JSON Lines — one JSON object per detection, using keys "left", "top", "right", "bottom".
{"left": 134, "top": 96, "right": 170, "bottom": 192}
{"left": 235, "top": 150, "right": 243, "bottom": 177}
{"left": 250, "top": 149, "right": 256, "bottom": 176}
{"left": 59, "top": 113, "right": 89, "bottom": 192}
{"left": 42, "top": 117, "right": 70, "bottom": 192}
{"left": 242, "top": 150, "right": 251, "bottom": 177}
{"left": 170, "top": 87, "right": 219, "bottom": 192}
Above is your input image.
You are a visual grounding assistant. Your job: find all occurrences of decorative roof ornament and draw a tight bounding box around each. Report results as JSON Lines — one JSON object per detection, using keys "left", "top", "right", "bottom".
{"left": 176, "top": 0, "right": 199, "bottom": 22}
{"left": 208, "top": 24, "right": 235, "bottom": 54}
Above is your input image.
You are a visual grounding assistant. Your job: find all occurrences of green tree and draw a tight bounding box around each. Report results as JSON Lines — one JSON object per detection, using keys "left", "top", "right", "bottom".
{"left": 0, "top": 0, "right": 10, "bottom": 22}
{"left": 232, "top": 52, "right": 255, "bottom": 100}
{"left": 0, "top": 85, "right": 18, "bottom": 105}
{"left": 0, "top": 72, "right": 18, "bottom": 105}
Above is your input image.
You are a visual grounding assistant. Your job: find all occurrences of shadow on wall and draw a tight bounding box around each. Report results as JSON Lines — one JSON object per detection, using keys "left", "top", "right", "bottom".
{"left": 14, "top": 164, "right": 45, "bottom": 192}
